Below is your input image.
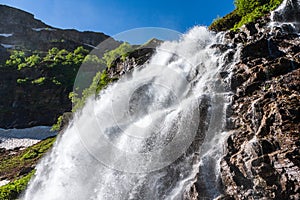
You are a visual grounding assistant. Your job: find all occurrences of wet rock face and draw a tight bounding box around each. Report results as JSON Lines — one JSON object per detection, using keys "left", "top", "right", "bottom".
{"left": 272, "top": 0, "right": 300, "bottom": 31}
{"left": 220, "top": 14, "right": 300, "bottom": 200}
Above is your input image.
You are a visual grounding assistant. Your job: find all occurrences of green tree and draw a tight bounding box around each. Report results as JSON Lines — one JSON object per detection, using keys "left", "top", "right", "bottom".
{"left": 83, "top": 54, "right": 103, "bottom": 65}
{"left": 5, "top": 50, "right": 26, "bottom": 67}
{"left": 44, "top": 47, "right": 60, "bottom": 62}
{"left": 103, "top": 42, "right": 133, "bottom": 68}
{"left": 26, "top": 54, "right": 41, "bottom": 67}
{"left": 69, "top": 70, "right": 113, "bottom": 112}
{"left": 17, "top": 54, "right": 41, "bottom": 70}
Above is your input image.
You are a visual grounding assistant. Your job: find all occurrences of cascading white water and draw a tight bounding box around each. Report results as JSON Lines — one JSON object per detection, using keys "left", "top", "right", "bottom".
{"left": 23, "top": 26, "right": 238, "bottom": 200}
{"left": 270, "top": 0, "right": 300, "bottom": 32}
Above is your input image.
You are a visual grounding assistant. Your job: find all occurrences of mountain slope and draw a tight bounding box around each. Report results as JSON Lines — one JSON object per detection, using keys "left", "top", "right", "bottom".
{"left": 0, "top": 5, "right": 120, "bottom": 63}
{"left": 0, "top": 5, "right": 120, "bottom": 128}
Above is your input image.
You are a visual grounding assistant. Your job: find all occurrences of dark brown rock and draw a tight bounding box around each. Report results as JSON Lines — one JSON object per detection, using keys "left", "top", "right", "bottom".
{"left": 220, "top": 32, "right": 300, "bottom": 199}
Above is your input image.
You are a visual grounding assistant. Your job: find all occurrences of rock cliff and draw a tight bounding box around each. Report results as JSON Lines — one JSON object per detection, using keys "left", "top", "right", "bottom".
{"left": 0, "top": 5, "right": 120, "bottom": 128}
{"left": 219, "top": 11, "right": 300, "bottom": 200}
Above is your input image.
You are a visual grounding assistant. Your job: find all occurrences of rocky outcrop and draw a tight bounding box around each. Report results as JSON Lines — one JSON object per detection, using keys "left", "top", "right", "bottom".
{"left": 106, "top": 38, "right": 162, "bottom": 77}
{"left": 219, "top": 14, "right": 300, "bottom": 199}
{"left": 107, "top": 47, "right": 156, "bottom": 78}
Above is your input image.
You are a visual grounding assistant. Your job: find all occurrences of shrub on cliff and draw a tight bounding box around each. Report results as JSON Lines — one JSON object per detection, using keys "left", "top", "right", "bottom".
{"left": 66, "top": 43, "right": 133, "bottom": 113}
{"left": 103, "top": 42, "right": 133, "bottom": 68}
{"left": 235, "top": 0, "right": 269, "bottom": 15}
{"left": 234, "top": 0, "right": 283, "bottom": 29}
{"left": 68, "top": 70, "right": 113, "bottom": 113}
{"left": 5, "top": 50, "right": 26, "bottom": 68}
{"left": 209, "top": 10, "right": 241, "bottom": 32}
{"left": 209, "top": 0, "right": 283, "bottom": 31}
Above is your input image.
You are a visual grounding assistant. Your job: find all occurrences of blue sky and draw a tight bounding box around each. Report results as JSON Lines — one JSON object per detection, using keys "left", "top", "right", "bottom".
{"left": 0, "top": 0, "right": 235, "bottom": 43}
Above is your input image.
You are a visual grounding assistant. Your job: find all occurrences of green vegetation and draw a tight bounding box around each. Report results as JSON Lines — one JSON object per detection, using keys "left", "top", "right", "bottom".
{"left": 0, "top": 137, "right": 55, "bottom": 176}
{"left": 51, "top": 78, "right": 62, "bottom": 85}
{"left": 69, "top": 70, "right": 114, "bottom": 112}
{"left": 209, "top": 0, "right": 283, "bottom": 31}
{"left": 4, "top": 47, "right": 94, "bottom": 89}
{"left": 234, "top": 0, "right": 283, "bottom": 29}
{"left": 6, "top": 43, "right": 133, "bottom": 131}
{"left": 209, "top": 10, "right": 241, "bottom": 32}
{"left": 0, "top": 170, "right": 35, "bottom": 200}
{"left": 83, "top": 54, "right": 103, "bottom": 66}
{"left": 51, "top": 43, "right": 133, "bottom": 129}
{"left": 0, "top": 137, "right": 56, "bottom": 199}
{"left": 16, "top": 78, "right": 29, "bottom": 84}
{"left": 5, "top": 51, "right": 25, "bottom": 68}
{"left": 66, "top": 43, "right": 133, "bottom": 113}
{"left": 103, "top": 42, "right": 133, "bottom": 68}
{"left": 42, "top": 47, "right": 90, "bottom": 88}
{"left": 51, "top": 115, "right": 63, "bottom": 131}
{"left": 31, "top": 77, "right": 46, "bottom": 85}
{"left": 18, "top": 54, "right": 41, "bottom": 70}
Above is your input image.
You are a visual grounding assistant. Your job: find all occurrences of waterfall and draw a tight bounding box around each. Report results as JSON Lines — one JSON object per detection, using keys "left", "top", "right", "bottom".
{"left": 22, "top": 26, "right": 238, "bottom": 200}
{"left": 270, "top": 0, "right": 300, "bottom": 32}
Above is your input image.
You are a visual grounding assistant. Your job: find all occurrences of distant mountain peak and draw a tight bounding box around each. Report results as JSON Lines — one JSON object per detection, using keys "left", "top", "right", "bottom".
{"left": 0, "top": 4, "right": 120, "bottom": 63}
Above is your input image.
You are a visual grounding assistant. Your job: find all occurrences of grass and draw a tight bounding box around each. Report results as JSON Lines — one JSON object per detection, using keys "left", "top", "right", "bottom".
{"left": 209, "top": 0, "right": 283, "bottom": 32}
{"left": 0, "top": 137, "right": 55, "bottom": 178}
{"left": 0, "top": 170, "right": 35, "bottom": 200}
{"left": 0, "top": 137, "right": 56, "bottom": 199}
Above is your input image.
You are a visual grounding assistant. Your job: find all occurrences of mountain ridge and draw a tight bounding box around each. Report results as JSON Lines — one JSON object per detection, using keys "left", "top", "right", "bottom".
{"left": 0, "top": 4, "right": 120, "bottom": 128}
{"left": 0, "top": 4, "right": 120, "bottom": 64}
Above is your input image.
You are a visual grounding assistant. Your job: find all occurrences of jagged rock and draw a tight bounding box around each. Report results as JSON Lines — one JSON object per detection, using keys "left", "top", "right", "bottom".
{"left": 241, "top": 22, "right": 258, "bottom": 38}
{"left": 184, "top": 2, "right": 300, "bottom": 199}
{"left": 241, "top": 38, "right": 270, "bottom": 60}
{"left": 107, "top": 47, "right": 156, "bottom": 78}
{"left": 220, "top": 23, "right": 300, "bottom": 199}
